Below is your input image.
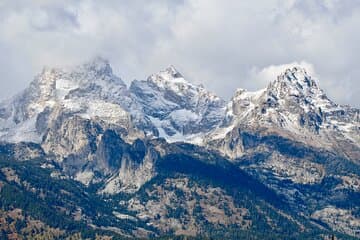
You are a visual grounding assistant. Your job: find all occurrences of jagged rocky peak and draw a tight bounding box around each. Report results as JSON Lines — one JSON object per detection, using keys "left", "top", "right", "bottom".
{"left": 20, "top": 57, "right": 125, "bottom": 112}
{"left": 36, "top": 57, "right": 132, "bottom": 107}
{"left": 256, "top": 67, "right": 336, "bottom": 126}
{"left": 37, "top": 57, "right": 125, "bottom": 91}
{"left": 278, "top": 67, "right": 315, "bottom": 85}
{"left": 19, "top": 57, "right": 129, "bottom": 118}
{"left": 274, "top": 67, "right": 316, "bottom": 87}
{"left": 231, "top": 66, "right": 338, "bottom": 121}
{"left": 130, "top": 65, "right": 226, "bottom": 140}
{"left": 0, "top": 57, "right": 137, "bottom": 144}
{"left": 229, "top": 67, "right": 324, "bottom": 107}
{"left": 148, "top": 65, "right": 224, "bottom": 103}
{"left": 145, "top": 65, "right": 220, "bottom": 99}
{"left": 212, "top": 66, "right": 359, "bottom": 161}
{"left": 147, "top": 65, "right": 184, "bottom": 83}
{"left": 266, "top": 67, "right": 330, "bottom": 104}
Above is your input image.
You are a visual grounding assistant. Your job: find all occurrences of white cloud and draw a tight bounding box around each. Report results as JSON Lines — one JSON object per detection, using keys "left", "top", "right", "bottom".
{"left": 248, "top": 61, "right": 317, "bottom": 89}
{"left": 0, "top": 0, "right": 359, "bottom": 107}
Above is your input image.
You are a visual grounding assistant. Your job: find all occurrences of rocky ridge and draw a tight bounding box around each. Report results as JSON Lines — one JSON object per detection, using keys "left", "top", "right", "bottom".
{"left": 0, "top": 58, "right": 359, "bottom": 238}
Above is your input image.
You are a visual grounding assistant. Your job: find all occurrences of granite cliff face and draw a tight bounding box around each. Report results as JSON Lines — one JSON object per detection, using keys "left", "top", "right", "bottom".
{"left": 0, "top": 58, "right": 359, "bottom": 239}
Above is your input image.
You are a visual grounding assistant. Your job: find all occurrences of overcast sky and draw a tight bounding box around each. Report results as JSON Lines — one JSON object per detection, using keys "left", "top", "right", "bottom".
{"left": 0, "top": 0, "right": 359, "bottom": 107}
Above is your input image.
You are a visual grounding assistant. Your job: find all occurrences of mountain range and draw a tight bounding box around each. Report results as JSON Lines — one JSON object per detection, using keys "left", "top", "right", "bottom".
{"left": 0, "top": 57, "right": 359, "bottom": 239}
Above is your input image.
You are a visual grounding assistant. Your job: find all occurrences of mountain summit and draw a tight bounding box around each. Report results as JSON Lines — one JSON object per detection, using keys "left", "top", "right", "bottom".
{"left": 147, "top": 65, "right": 184, "bottom": 83}
{"left": 207, "top": 66, "right": 359, "bottom": 160}
{"left": 130, "top": 65, "right": 226, "bottom": 141}
{"left": 266, "top": 67, "right": 335, "bottom": 114}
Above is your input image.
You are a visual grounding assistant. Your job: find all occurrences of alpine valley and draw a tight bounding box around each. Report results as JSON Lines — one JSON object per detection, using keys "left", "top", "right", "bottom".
{"left": 0, "top": 57, "right": 359, "bottom": 239}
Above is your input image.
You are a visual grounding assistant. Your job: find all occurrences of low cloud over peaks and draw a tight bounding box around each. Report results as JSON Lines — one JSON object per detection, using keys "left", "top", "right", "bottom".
{"left": 0, "top": 0, "right": 359, "bottom": 107}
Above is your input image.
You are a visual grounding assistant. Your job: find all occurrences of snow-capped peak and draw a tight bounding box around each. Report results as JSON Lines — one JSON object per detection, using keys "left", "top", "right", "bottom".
{"left": 0, "top": 57, "right": 135, "bottom": 143}
{"left": 32, "top": 57, "right": 127, "bottom": 100}
{"left": 145, "top": 65, "right": 221, "bottom": 102}
{"left": 35, "top": 57, "right": 123, "bottom": 89}
{"left": 267, "top": 67, "right": 326, "bottom": 102}
{"left": 206, "top": 66, "right": 359, "bottom": 161}
{"left": 226, "top": 67, "right": 326, "bottom": 119}
{"left": 130, "top": 65, "right": 226, "bottom": 142}
{"left": 146, "top": 65, "right": 187, "bottom": 89}
{"left": 164, "top": 65, "right": 183, "bottom": 78}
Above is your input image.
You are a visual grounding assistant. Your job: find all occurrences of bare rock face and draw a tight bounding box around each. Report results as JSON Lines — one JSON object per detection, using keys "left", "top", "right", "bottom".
{"left": 42, "top": 113, "right": 158, "bottom": 189}
{"left": 100, "top": 145, "right": 158, "bottom": 194}
{"left": 311, "top": 207, "right": 360, "bottom": 236}
{"left": 42, "top": 115, "right": 102, "bottom": 174}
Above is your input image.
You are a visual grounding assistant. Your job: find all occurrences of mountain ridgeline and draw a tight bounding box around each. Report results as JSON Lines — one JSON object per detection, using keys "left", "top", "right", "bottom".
{"left": 0, "top": 58, "right": 359, "bottom": 239}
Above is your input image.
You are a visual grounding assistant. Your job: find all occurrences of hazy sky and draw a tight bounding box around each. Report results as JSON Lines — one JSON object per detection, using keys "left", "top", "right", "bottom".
{"left": 0, "top": 0, "right": 359, "bottom": 107}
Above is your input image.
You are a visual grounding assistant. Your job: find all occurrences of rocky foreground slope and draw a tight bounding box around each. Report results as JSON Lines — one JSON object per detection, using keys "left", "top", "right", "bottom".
{"left": 0, "top": 58, "right": 359, "bottom": 239}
